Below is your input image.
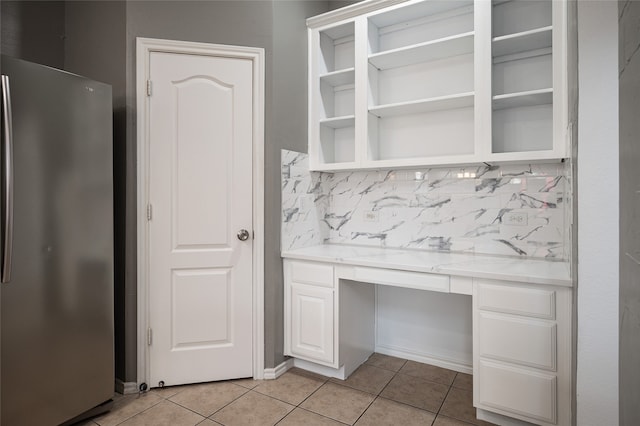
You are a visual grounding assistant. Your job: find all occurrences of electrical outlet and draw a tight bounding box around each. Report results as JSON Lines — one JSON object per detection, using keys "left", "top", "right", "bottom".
{"left": 363, "top": 211, "right": 379, "bottom": 222}
{"left": 503, "top": 211, "right": 528, "bottom": 226}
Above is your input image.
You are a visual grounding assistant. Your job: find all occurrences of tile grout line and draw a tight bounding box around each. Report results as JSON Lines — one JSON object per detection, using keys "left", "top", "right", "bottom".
{"left": 257, "top": 372, "right": 338, "bottom": 425}
{"left": 206, "top": 388, "right": 267, "bottom": 423}
{"left": 161, "top": 383, "right": 252, "bottom": 423}
{"left": 378, "top": 362, "right": 449, "bottom": 423}
{"left": 289, "top": 374, "right": 330, "bottom": 408}
{"left": 434, "top": 372, "right": 458, "bottom": 422}
{"left": 288, "top": 378, "right": 348, "bottom": 424}
{"left": 106, "top": 393, "right": 168, "bottom": 426}
{"left": 322, "top": 361, "right": 404, "bottom": 425}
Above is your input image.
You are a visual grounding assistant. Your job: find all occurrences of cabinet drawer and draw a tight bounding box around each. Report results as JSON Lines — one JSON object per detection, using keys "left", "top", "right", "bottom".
{"left": 478, "top": 312, "right": 556, "bottom": 371}
{"left": 477, "top": 281, "right": 556, "bottom": 319}
{"left": 353, "top": 267, "right": 449, "bottom": 293}
{"left": 290, "top": 261, "right": 334, "bottom": 288}
{"left": 477, "top": 360, "right": 557, "bottom": 424}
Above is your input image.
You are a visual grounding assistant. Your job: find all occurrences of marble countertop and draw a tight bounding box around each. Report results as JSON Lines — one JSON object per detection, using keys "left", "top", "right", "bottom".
{"left": 281, "top": 244, "right": 572, "bottom": 287}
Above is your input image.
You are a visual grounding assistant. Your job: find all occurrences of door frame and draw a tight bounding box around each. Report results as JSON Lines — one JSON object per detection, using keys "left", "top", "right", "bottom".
{"left": 135, "top": 37, "right": 265, "bottom": 386}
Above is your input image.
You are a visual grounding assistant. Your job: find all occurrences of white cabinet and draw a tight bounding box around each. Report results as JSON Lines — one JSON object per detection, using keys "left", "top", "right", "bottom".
{"left": 283, "top": 260, "right": 383, "bottom": 378}
{"left": 284, "top": 260, "right": 336, "bottom": 366}
{"left": 473, "top": 279, "right": 571, "bottom": 426}
{"left": 289, "top": 283, "right": 335, "bottom": 364}
{"left": 283, "top": 256, "right": 572, "bottom": 425}
{"left": 307, "top": 0, "right": 569, "bottom": 171}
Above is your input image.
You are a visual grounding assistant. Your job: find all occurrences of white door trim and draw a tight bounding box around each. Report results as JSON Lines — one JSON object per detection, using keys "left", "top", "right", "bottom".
{"left": 135, "top": 37, "right": 265, "bottom": 385}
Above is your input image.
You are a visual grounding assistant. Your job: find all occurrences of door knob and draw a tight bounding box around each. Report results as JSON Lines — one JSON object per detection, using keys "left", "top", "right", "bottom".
{"left": 237, "top": 229, "right": 250, "bottom": 241}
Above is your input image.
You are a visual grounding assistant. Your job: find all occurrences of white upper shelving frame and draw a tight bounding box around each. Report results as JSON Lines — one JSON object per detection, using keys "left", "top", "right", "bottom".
{"left": 307, "top": 0, "right": 568, "bottom": 171}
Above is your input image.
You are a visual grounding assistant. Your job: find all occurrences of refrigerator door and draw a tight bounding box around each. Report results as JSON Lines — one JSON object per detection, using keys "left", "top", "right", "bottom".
{"left": 1, "top": 56, "right": 114, "bottom": 426}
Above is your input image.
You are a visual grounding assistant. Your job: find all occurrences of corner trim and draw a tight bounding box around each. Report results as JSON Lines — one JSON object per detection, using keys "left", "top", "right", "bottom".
{"left": 263, "top": 359, "right": 294, "bottom": 380}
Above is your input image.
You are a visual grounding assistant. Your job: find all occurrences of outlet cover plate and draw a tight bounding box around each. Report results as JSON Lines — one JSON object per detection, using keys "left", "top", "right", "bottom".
{"left": 503, "top": 211, "right": 528, "bottom": 226}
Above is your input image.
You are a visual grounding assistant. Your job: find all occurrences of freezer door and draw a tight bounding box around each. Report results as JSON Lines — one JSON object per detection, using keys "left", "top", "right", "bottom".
{"left": 1, "top": 55, "right": 114, "bottom": 426}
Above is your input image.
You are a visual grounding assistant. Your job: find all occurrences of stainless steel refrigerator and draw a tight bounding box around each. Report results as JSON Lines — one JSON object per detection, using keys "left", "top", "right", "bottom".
{"left": 0, "top": 55, "right": 114, "bottom": 425}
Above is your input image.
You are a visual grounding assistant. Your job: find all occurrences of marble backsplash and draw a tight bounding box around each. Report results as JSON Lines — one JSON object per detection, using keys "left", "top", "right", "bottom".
{"left": 282, "top": 149, "right": 569, "bottom": 260}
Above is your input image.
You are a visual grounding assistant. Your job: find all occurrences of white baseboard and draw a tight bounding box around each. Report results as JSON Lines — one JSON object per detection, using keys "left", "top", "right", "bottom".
{"left": 375, "top": 345, "right": 472, "bottom": 374}
{"left": 292, "top": 358, "right": 347, "bottom": 380}
{"left": 263, "top": 358, "right": 293, "bottom": 380}
{"left": 115, "top": 379, "right": 139, "bottom": 395}
{"left": 477, "top": 408, "right": 536, "bottom": 426}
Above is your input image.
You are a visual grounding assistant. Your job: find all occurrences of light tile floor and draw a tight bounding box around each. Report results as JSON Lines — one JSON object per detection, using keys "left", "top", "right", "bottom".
{"left": 78, "top": 354, "right": 495, "bottom": 426}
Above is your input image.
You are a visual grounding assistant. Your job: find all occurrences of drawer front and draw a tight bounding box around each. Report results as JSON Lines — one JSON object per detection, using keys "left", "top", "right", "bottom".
{"left": 477, "top": 360, "right": 557, "bottom": 424}
{"left": 477, "top": 281, "right": 556, "bottom": 319}
{"left": 478, "top": 312, "right": 556, "bottom": 371}
{"left": 290, "top": 260, "right": 334, "bottom": 288}
{"left": 353, "top": 267, "right": 449, "bottom": 293}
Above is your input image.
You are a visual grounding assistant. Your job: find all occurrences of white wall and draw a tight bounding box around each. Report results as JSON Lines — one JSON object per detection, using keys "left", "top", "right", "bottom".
{"left": 618, "top": 0, "right": 640, "bottom": 423}
{"left": 576, "top": 1, "right": 619, "bottom": 425}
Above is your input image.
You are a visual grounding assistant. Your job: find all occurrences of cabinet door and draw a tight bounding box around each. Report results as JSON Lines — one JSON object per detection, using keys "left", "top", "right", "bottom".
{"left": 290, "top": 283, "right": 335, "bottom": 365}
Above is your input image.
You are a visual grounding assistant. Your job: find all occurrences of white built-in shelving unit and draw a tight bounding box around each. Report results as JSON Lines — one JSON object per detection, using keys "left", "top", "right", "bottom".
{"left": 485, "top": 0, "right": 566, "bottom": 161}
{"left": 307, "top": 0, "right": 568, "bottom": 171}
{"left": 365, "top": 0, "right": 476, "bottom": 166}
{"left": 313, "top": 21, "right": 357, "bottom": 167}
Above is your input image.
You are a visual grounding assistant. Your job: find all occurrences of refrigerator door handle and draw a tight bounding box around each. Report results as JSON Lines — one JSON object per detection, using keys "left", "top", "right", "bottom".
{"left": 1, "top": 75, "right": 14, "bottom": 283}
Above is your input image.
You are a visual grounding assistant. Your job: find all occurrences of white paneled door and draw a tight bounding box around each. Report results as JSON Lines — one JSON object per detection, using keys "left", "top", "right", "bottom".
{"left": 147, "top": 51, "right": 253, "bottom": 387}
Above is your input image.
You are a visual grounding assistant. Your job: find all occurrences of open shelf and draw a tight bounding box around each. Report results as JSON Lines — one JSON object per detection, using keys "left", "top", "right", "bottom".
{"left": 369, "top": 92, "right": 474, "bottom": 118}
{"left": 492, "top": 26, "right": 552, "bottom": 57}
{"left": 493, "top": 88, "right": 552, "bottom": 110}
{"left": 319, "top": 115, "right": 355, "bottom": 129}
{"left": 492, "top": 103, "right": 552, "bottom": 154}
{"left": 369, "top": 0, "right": 472, "bottom": 28}
{"left": 318, "top": 22, "right": 355, "bottom": 74}
{"left": 368, "top": 107, "right": 475, "bottom": 161}
{"left": 369, "top": 32, "right": 474, "bottom": 70}
{"left": 319, "top": 68, "right": 355, "bottom": 87}
{"left": 492, "top": 52, "right": 551, "bottom": 96}
{"left": 492, "top": 0, "right": 551, "bottom": 38}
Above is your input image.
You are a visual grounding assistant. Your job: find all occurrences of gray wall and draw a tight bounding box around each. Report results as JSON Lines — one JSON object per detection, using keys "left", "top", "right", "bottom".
{"left": 567, "top": 0, "right": 578, "bottom": 421}
{"left": 268, "top": 0, "right": 329, "bottom": 369}
{"left": 124, "top": 0, "right": 334, "bottom": 378}
{"left": 63, "top": 0, "right": 128, "bottom": 381}
{"left": 1, "top": 1, "right": 65, "bottom": 68}
{"left": 619, "top": 1, "right": 640, "bottom": 423}
{"left": 328, "top": 1, "right": 360, "bottom": 10}
{"left": 1, "top": 0, "right": 131, "bottom": 381}
{"left": 1, "top": 0, "right": 359, "bottom": 383}
{"left": 4, "top": 0, "right": 347, "bottom": 383}
{"left": 124, "top": 1, "right": 273, "bottom": 381}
